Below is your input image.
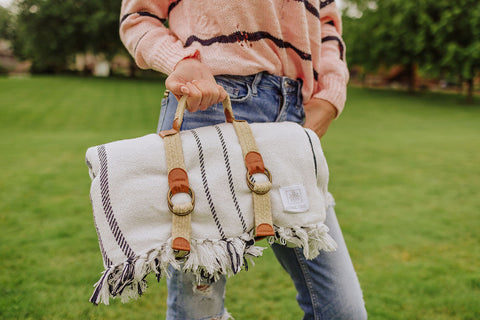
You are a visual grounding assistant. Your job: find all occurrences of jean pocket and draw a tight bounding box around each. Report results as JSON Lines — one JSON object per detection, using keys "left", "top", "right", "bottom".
{"left": 287, "top": 103, "right": 306, "bottom": 124}
{"left": 216, "top": 77, "right": 251, "bottom": 102}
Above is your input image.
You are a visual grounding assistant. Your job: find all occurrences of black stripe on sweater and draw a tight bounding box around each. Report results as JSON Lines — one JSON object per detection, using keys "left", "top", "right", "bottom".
{"left": 214, "top": 126, "right": 248, "bottom": 233}
{"left": 97, "top": 145, "right": 135, "bottom": 259}
{"left": 168, "top": 0, "right": 325, "bottom": 20}
{"left": 320, "top": 0, "right": 336, "bottom": 9}
{"left": 128, "top": 0, "right": 335, "bottom": 27}
{"left": 168, "top": 0, "right": 182, "bottom": 15}
{"left": 297, "top": 0, "right": 337, "bottom": 18}
{"left": 185, "top": 31, "right": 312, "bottom": 61}
{"left": 191, "top": 130, "right": 226, "bottom": 239}
{"left": 322, "top": 35, "right": 344, "bottom": 60}
{"left": 294, "top": 0, "right": 320, "bottom": 18}
{"left": 120, "top": 11, "right": 166, "bottom": 25}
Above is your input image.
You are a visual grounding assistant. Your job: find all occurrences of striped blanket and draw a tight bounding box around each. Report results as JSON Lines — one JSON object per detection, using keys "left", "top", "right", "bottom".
{"left": 86, "top": 121, "right": 336, "bottom": 305}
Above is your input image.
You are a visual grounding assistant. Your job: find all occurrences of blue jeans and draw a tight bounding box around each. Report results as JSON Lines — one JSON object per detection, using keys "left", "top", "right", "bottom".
{"left": 158, "top": 72, "right": 367, "bottom": 320}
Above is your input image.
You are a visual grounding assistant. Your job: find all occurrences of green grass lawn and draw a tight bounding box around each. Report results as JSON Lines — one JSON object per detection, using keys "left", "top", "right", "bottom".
{"left": 0, "top": 76, "right": 479, "bottom": 320}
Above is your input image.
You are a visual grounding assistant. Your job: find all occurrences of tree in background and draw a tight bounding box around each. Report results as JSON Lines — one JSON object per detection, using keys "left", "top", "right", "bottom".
{"left": 84, "top": 1, "right": 126, "bottom": 61}
{"left": 343, "top": 1, "right": 430, "bottom": 92}
{"left": 422, "top": 0, "right": 480, "bottom": 104}
{"left": 343, "top": 0, "right": 480, "bottom": 103}
{"left": 13, "top": 0, "right": 126, "bottom": 73}
{"left": 0, "top": 5, "right": 15, "bottom": 41}
{"left": 14, "top": 0, "right": 84, "bottom": 72}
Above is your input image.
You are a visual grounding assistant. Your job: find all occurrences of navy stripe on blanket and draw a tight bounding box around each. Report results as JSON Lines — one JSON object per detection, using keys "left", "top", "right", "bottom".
{"left": 304, "top": 129, "right": 318, "bottom": 178}
{"left": 191, "top": 130, "right": 227, "bottom": 239}
{"left": 215, "top": 126, "right": 248, "bottom": 233}
{"left": 184, "top": 31, "right": 312, "bottom": 61}
{"left": 92, "top": 201, "right": 113, "bottom": 267}
{"left": 97, "top": 145, "right": 135, "bottom": 259}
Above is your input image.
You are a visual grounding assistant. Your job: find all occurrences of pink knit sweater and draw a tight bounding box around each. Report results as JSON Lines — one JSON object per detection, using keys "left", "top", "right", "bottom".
{"left": 120, "top": 0, "right": 349, "bottom": 114}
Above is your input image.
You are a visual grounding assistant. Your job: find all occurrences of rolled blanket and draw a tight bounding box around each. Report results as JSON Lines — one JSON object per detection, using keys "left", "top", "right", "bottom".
{"left": 86, "top": 121, "right": 337, "bottom": 305}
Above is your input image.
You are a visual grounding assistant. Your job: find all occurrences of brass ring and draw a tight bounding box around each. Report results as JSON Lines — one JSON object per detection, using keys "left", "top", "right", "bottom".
{"left": 246, "top": 168, "right": 272, "bottom": 195}
{"left": 167, "top": 188, "right": 195, "bottom": 216}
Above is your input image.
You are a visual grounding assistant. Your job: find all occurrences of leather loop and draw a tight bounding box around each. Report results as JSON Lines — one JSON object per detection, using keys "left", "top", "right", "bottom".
{"left": 168, "top": 168, "right": 190, "bottom": 194}
{"left": 172, "top": 237, "right": 191, "bottom": 252}
{"left": 255, "top": 223, "right": 275, "bottom": 238}
{"left": 172, "top": 118, "right": 181, "bottom": 131}
{"left": 159, "top": 128, "right": 179, "bottom": 138}
{"left": 245, "top": 151, "right": 265, "bottom": 175}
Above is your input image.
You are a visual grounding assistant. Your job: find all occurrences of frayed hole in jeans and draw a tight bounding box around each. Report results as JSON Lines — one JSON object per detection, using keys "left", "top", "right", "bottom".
{"left": 193, "top": 284, "right": 213, "bottom": 295}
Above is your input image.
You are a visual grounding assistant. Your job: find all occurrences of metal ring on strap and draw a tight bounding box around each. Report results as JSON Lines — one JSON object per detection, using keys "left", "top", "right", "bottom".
{"left": 167, "top": 188, "right": 195, "bottom": 216}
{"left": 246, "top": 168, "right": 272, "bottom": 195}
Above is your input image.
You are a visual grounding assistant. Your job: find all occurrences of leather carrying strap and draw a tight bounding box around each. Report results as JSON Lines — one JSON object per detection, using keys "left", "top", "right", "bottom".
{"left": 161, "top": 95, "right": 275, "bottom": 255}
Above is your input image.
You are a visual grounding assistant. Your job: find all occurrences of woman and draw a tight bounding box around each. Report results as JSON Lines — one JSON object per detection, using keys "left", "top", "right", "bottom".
{"left": 120, "top": 1, "right": 367, "bottom": 319}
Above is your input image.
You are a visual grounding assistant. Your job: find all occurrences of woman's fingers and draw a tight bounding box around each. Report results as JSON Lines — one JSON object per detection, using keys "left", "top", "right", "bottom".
{"left": 166, "top": 58, "right": 227, "bottom": 112}
{"left": 218, "top": 85, "right": 228, "bottom": 102}
{"left": 184, "top": 80, "right": 227, "bottom": 112}
{"left": 184, "top": 82, "right": 202, "bottom": 112}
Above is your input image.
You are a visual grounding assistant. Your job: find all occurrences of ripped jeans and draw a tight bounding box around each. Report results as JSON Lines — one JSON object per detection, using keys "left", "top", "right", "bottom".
{"left": 158, "top": 72, "right": 367, "bottom": 320}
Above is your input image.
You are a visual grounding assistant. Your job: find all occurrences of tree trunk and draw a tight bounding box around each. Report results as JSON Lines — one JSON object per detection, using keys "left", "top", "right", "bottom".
{"left": 466, "top": 78, "right": 474, "bottom": 105}
{"left": 129, "top": 60, "right": 137, "bottom": 78}
{"left": 406, "top": 64, "right": 416, "bottom": 93}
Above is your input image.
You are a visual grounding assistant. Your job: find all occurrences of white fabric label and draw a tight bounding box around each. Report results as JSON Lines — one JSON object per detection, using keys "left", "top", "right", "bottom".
{"left": 279, "top": 185, "right": 309, "bottom": 213}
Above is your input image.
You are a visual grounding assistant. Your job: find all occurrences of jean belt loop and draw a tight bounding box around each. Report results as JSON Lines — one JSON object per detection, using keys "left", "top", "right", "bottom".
{"left": 280, "top": 76, "right": 288, "bottom": 99}
{"left": 296, "top": 78, "right": 303, "bottom": 108}
{"left": 251, "top": 72, "right": 263, "bottom": 96}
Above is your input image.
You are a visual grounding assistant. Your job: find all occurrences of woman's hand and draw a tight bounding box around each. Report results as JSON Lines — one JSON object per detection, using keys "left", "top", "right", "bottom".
{"left": 303, "top": 98, "right": 338, "bottom": 138}
{"left": 165, "top": 58, "right": 227, "bottom": 112}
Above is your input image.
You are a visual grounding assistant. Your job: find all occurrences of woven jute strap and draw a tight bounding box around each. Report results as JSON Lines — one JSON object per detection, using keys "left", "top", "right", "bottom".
{"left": 160, "top": 95, "right": 274, "bottom": 254}
{"left": 232, "top": 120, "right": 275, "bottom": 238}
{"left": 163, "top": 127, "right": 193, "bottom": 257}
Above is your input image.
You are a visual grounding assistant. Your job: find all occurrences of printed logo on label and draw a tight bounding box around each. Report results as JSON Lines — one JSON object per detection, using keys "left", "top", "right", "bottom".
{"left": 279, "top": 185, "right": 309, "bottom": 213}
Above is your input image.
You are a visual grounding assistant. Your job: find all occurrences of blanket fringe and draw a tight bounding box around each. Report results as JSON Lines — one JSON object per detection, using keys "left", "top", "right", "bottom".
{"left": 269, "top": 223, "right": 337, "bottom": 260}
{"left": 221, "top": 310, "right": 234, "bottom": 320}
{"left": 89, "top": 233, "right": 264, "bottom": 305}
{"left": 89, "top": 224, "right": 336, "bottom": 305}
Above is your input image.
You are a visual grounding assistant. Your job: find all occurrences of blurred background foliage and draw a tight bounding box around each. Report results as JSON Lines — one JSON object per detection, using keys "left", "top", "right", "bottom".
{"left": 0, "top": 0, "right": 479, "bottom": 102}
{"left": 1, "top": 0, "right": 125, "bottom": 73}
{"left": 342, "top": 0, "right": 480, "bottom": 103}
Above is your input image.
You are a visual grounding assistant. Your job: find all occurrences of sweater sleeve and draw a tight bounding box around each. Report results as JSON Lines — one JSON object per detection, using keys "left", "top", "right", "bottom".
{"left": 312, "top": 1, "right": 349, "bottom": 116}
{"left": 119, "top": 0, "right": 198, "bottom": 75}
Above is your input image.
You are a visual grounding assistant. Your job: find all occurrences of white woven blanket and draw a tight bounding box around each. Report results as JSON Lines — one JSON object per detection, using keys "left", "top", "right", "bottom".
{"left": 86, "top": 121, "right": 336, "bottom": 305}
